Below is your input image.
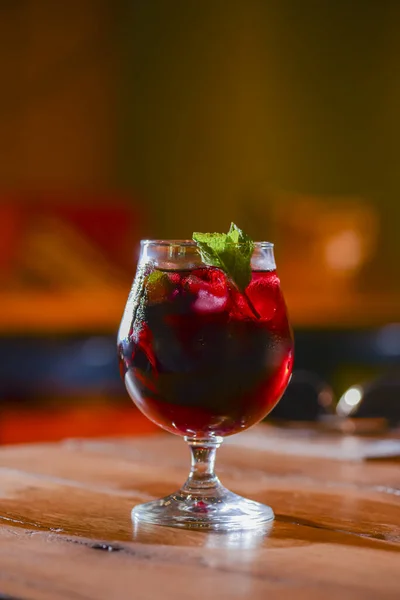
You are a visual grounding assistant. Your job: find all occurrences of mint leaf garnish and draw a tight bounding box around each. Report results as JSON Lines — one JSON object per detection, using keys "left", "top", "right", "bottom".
{"left": 145, "top": 270, "right": 171, "bottom": 304}
{"left": 146, "top": 269, "right": 166, "bottom": 288}
{"left": 192, "top": 223, "right": 254, "bottom": 291}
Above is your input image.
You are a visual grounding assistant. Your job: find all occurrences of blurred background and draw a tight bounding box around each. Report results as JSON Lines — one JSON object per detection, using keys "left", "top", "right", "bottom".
{"left": 0, "top": 0, "right": 399, "bottom": 443}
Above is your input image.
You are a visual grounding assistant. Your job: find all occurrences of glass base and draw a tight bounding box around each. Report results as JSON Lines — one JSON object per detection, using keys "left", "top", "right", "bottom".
{"left": 131, "top": 485, "right": 274, "bottom": 531}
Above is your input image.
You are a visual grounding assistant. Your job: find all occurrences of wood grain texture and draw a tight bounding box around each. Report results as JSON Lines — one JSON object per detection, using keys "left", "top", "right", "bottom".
{"left": 0, "top": 427, "right": 398, "bottom": 599}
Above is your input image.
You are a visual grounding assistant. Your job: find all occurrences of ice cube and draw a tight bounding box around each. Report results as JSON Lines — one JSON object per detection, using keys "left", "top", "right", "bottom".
{"left": 228, "top": 287, "right": 254, "bottom": 319}
{"left": 246, "top": 273, "right": 281, "bottom": 321}
{"left": 184, "top": 268, "right": 228, "bottom": 297}
{"left": 193, "top": 289, "right": 229, "bottom": 313}
{"left": 183, "top": 268, "right": 230, "bottom": 313}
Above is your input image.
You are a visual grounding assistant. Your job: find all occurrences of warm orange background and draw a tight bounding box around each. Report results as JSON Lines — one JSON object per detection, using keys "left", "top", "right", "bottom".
{"left": 0, "top": 1, "right": 398, "bottom": 443}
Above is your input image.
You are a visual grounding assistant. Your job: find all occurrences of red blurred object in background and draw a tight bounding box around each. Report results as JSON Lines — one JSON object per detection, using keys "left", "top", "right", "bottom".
{"left": 0, "top": 193, "right": 145, "bottom": 287}
{"left": 0, "top": 193, "right": 147, "bottom": 333}
{"left": 0, "top": 193, "right": 151, "bottom": 444}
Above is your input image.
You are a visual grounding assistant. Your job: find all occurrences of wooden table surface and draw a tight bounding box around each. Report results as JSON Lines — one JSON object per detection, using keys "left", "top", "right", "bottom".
{"left": 0, "top": 427, "right": 399, "bottom": 599}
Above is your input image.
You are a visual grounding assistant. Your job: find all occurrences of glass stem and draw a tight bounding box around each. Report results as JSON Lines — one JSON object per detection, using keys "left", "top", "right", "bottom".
{"left": 182, "top": 437, "right": 223, "bottom": 493}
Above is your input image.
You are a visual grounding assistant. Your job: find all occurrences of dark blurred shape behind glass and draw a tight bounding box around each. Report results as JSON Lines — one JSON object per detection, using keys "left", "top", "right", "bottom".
{"left": 269, "top": 370, "right": 334, "bottom": 422}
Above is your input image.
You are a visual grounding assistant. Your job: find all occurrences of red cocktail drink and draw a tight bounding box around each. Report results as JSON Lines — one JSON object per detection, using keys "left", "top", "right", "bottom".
{"left": 119, "top": 267, "right": 293, "bottom": 437}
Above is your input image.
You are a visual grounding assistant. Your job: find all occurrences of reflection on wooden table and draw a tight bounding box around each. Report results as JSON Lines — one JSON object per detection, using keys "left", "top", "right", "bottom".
{"left": 0, "top": 426, "right": 398, "bottom": 599}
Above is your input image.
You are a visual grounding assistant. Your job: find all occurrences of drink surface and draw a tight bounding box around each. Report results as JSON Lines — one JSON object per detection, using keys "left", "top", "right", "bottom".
{"left": 118, "top": 266, "right": 293, "bottom": 437}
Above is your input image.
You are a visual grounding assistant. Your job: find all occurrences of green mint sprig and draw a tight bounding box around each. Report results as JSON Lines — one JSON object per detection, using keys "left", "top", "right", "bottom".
{"left": 192, "top": 223, "right": 255, "bottom": 292}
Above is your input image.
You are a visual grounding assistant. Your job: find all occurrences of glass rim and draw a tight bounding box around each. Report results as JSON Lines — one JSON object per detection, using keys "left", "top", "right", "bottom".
{"left": 140, "top": 239, "right": 274, "bottom": 249}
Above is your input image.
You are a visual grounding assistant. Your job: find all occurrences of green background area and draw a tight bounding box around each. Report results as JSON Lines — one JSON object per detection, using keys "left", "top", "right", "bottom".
{"left": 117, "top": 0, "right": 399, "bottom": 280}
